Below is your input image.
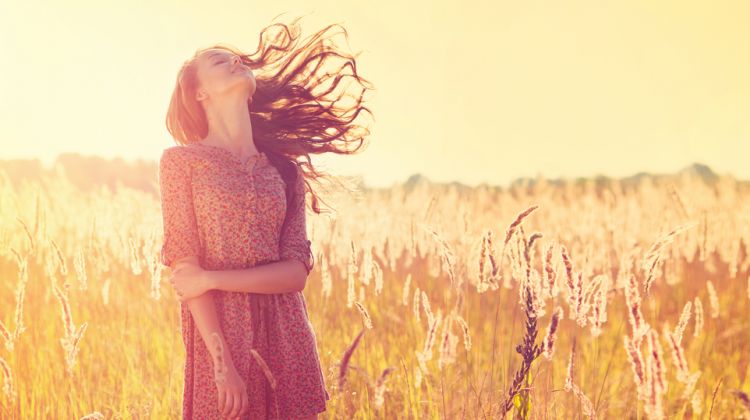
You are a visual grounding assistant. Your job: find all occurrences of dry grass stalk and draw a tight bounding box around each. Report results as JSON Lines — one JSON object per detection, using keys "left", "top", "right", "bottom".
{"left": 0, "top": 356, "right": 17, "bottom": 403}
{"left": 500, "top": 279, "right": 543, "bottom": 417}
{"left": 50, "top": 238, "right": 69, "bottom": 276}
{"left": 372, "top": 367, "right": 396, "bottom": 409}
{"left": 501, "top": 205, "right": 539, "bottom": 261}
{"left": 730, "top": 389, "right": 750, "bottom": 417}
{"left": 249, "top": 348, "right": 281, "bottom": 419}
{"left": 667, "top": 183, "right": 690, "bottom": 220}
{"left": 338, "top": 329, "right": 365, "bottom": 390}
{"left": 402, "top": 273, "right": 411, "bottom": 306}
{"left": 354, "top": 301, "right": 374, "bottom": 329}
{"left": 673, "top": 301, "right": 692, "bottom": 344}
{"left": 346, "top": 240, "right": 358, "bottom": 308}
{"left": 0, "top": 321, "right": 11, "bottom": 352}
{"left": 249, "top": 348, "right": 277, "bottom": 390}
{"left": 13, "top": 255, "right": 28, "bottom": 343}
{"left": 625, "top": 272, "right": 649, "bottom": 345}
{"left": 693, "top": 297, "right": 704, "bottom": 338}
{"left": 542, "top": 306, "right": 563, "bottom": 360}
{"left": 73, "top": 248, "right": 88, "bottom": 291}
{"left": 438, "top": 314, "right": 459, "bottom": 369}
{"left": 51, "top": 277, "right": 87, "bottom": 375}
{"left": 485, "top": 229, "right": 501, "bottom": 289}
{"left": 662, "top": 324, "right": 688, "bottom": 382}
{"left": 15, "top": 218, "right": 35, "bottom": 251}
{"left": 372, "top": 253, "right": 385, "bottom": 295}
{"left": 478, "top": 231, "right": 489, "bottom": 288}
{"left": 645, "top": 329, "right": 667, "bottom": 419}
{"left": 560, "top": 245, "right": 581, "bottom": 321}
{"left": 519, "top": 230, "right": 545, "bottom": 318}
{"left": 680, "top": 371, "right": 703, "bottom": 415}
{"left": 422, "top": 309, "right": 443, "bottom": 361}
{"left": 421, "top": 290, "right": 434, "bottom": 326}
{"left": 543, "top": 242, "right": 557, "bottom": 299}
{"left": 563, "top": 341, "right": 597, "bottom": 418}
{"left": 706, "top": 280, "right": 719, "bottom": 318}
{"left": 422, "top": 226, "right": 458, "bottom": 288}
{"left": 412, "top": 286, "right": 421, "bottom": 323}
{"left": 624, "top": 335, "right": 646, "bottom": 393}
{"left": 588, "top": 275, "right": 609, "bottom": 336}
{"left": 454, "top": 314, "right": 472, "bottom": 352}
{"left": 320, "top": 254, "right": 332, "bottom": 299}
{"left": 641, "top": 223, "right": 696, "bottom": 296}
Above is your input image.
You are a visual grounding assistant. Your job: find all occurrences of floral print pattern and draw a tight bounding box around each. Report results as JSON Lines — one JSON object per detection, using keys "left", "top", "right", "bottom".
{"left": 158, "top": 142, "right": 329, "bottom": 419}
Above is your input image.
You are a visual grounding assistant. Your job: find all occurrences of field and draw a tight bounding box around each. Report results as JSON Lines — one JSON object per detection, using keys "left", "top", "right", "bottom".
{"left": 0, "top": 167, "right": 749, "bottom": 419}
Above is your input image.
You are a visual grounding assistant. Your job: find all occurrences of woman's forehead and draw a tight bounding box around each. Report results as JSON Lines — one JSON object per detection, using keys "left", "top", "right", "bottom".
{"left": 197, "top": 49, "right": 234, "bottom": 62}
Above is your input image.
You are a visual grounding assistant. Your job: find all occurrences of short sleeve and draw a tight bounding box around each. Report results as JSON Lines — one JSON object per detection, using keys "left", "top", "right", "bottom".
{"left": 279, "top": 165, "right": 314, "bottom": 275}
{"left": 158, "top": 148, "right": 202, "bottom": 268}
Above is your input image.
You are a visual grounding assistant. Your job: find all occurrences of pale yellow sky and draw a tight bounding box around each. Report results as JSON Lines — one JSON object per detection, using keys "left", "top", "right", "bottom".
{"left": 1, "top": 0, "right": 747, "bottom": 187}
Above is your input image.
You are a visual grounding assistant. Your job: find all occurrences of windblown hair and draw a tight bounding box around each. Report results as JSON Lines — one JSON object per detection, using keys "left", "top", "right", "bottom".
{"left": 165, "top": 16, "right": 374, "bottom": 215}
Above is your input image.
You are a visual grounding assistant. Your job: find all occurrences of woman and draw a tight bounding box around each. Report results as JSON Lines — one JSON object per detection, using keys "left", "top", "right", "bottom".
{"left": 159, "top": 18, "right": 373, "bottom": 419}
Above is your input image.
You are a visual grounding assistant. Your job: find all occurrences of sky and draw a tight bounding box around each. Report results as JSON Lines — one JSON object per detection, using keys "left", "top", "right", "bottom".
{"left": 0, "top": 0, "right": 747, "bottom": 188}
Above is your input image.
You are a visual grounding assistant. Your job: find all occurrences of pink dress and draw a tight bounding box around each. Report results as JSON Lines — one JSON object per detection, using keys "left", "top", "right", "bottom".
{"left": 158, "top": 142, "right": 330, "bottom": 419}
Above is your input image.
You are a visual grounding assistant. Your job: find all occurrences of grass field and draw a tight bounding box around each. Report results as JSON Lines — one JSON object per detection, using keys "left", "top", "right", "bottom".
{"left": 0, "top": 168, "right": 749, "bottom": 419}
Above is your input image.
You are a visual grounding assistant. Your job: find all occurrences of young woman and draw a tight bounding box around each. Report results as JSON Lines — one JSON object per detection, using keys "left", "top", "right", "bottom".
{"left": 159, "top": 19, "right": 372, "bottom": 419}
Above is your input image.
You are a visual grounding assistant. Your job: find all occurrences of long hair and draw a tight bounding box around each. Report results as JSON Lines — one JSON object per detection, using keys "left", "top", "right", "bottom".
{"left": 165, "top": 15, "right": 374, "bottom": 216}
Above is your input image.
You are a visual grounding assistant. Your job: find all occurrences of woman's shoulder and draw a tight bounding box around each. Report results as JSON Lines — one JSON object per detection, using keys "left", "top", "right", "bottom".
{"left": 160, "top": 143, "right": 209, "bottom": 164}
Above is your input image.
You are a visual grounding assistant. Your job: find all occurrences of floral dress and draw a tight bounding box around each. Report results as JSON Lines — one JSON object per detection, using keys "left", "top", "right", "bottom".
{"left": 158, "top": 142, "right": 330, "bottom": 419}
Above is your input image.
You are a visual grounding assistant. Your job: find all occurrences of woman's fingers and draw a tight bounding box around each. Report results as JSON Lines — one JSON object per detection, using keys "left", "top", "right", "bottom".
{"left": 222, "top": 393, "right": 234, "bottom": 417}
{"left": 239, "top": 390, "right": 249, "bottom": 417}
{"left": 217, "top": 386, "right": 226, "bottom": 414}
{"left": 168, "top": 275, "right": 184, "bottom": 299}
{"left": 229, "top": 389, "right": 244, "bottom": 418}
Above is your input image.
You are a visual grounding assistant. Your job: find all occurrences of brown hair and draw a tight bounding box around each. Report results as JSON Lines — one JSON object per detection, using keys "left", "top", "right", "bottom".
{"left": 165, "top": 15, "right": 374, "bottom": 215}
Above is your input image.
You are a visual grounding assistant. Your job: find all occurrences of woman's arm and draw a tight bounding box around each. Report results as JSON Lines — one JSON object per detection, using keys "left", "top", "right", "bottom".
{"left": 176, "top": 257, "right": 237, "bottom": 369}
{"left": 205, "top": 164, "right": 314, "bottom": 295}
{"left": 158, "top": 148, "right": 235, "bottom": 370}
{"left": 203, "top": 259, "right": 307, "bottom": 294}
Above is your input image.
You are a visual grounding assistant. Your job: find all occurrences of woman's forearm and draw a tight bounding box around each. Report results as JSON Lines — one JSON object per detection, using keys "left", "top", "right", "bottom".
{"left": 204, "top": 260, "right": 306, "bottom": 294}
{"left": 185, "top": 292, "right": 236, "bottom": 371}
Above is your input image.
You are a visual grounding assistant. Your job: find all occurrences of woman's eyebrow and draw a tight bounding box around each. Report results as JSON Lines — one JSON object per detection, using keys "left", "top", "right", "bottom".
{"left": 208, "top": 52, "right": 235, "bottom": 61}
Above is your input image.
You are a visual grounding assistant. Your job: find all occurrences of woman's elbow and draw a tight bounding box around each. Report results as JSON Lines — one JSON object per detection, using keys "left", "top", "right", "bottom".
{"left": 294, "top": 261, "right": 310, "bottom": 292}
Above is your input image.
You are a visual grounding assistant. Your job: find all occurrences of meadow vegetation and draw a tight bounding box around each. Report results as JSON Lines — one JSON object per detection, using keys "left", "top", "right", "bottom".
{"left": 0, "top": 168, "right": 749, "bottom": 419}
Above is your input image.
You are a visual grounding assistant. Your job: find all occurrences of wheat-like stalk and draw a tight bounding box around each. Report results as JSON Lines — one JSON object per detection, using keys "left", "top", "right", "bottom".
{"left": 421, "top": 290, "right": 434, "bottom": 326}
{"left": 354, "top": 301, "right": 374, "bottom": 329}
{"left": 338, "top": 329, "right": 365, "bottom": 390}
{"left": 542, "top": 306, "right": 563, "bottom": 360}
{"left": 372, "top": 366, "right": 396, "bottom": 409}
{"left": 663, "top": 324, "right": 689, "bottom": 382}
{"left": 693, "top": 297, "right": 704, "bottom": 338}
{"left": 673, "top": 301, "right": 692, "bottom": 344}
{"left": 706, "top": 280, "right": 719, "bottom": 318}
{"left": 454, "top": 314, "right": 472, "bottom": 352}
{"left": 0, "top": 356, "right": 17, "bottom": 403}
{"left": 402, "top": 273, "right": 411, "bottom": 306}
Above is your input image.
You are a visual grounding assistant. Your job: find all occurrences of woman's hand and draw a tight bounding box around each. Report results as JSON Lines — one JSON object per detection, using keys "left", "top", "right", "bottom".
{"left": 215, "top": 362, "right": 250, "bottom": 418}
{"left": 168, "top": 262, "right": 212, "bottom": 302}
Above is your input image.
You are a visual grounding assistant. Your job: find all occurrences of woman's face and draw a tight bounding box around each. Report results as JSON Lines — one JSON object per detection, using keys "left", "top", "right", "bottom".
{"left": 194, "top": 48, "right": 256, "bottom": 102}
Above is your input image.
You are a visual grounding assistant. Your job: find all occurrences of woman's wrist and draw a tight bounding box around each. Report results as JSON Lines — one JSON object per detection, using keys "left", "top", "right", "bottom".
{"left": 200, "top": 269, "right": 216, "bottom": 292}
{"left": 210, "top": 346, "right": 236, "bottom": 372}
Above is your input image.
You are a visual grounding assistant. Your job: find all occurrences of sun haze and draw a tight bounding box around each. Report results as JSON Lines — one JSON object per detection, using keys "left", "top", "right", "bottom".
{"left": 0, "top": 0, "right": 747, "bottom": 187}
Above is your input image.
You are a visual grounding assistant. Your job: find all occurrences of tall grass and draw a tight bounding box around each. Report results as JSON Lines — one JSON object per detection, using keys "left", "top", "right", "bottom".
{"left": 0, "top": 167, "right": 749, "bottom": 418}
